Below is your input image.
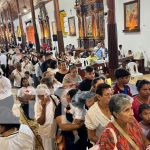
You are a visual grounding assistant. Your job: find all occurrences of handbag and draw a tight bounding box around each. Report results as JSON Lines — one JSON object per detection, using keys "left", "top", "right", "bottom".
{"left": 89, "top": 128, "right": 118, "bottom": 150}
{"left": 113, "top": 120, "right": 140, "bottom": 150}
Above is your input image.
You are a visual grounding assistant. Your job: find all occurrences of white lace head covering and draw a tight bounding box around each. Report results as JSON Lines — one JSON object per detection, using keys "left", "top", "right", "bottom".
{"left": 36, "top": 84, "right": 50, "bottom": 98}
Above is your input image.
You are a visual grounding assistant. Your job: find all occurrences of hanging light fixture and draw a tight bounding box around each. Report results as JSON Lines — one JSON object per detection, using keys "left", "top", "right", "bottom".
{"left": 23, "top": 0, "right": 27, "bottom": 13}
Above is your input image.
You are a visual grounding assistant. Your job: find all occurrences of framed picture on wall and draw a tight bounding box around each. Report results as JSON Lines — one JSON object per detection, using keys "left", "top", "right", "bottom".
{"left": 68, "top": 17, "right": 76, "bottom": 36}
{"left": 99, "top": 12, "right": 105, "bottom": 37}
{"left": 85, "top": 16, "right": 93, "bottom": 37}
{"left": 124, "top": 0, "right": 140, "bottom": 32}
{"left": 52, "top": 21, "right": 57, "bottom": 35}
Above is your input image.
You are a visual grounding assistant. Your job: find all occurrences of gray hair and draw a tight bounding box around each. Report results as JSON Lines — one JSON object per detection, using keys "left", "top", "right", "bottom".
{"left": 109, "top": 94, "right": 133, "bottom": 117}
{"left": 40, "top": 77, "right": 53, "bottom": 88}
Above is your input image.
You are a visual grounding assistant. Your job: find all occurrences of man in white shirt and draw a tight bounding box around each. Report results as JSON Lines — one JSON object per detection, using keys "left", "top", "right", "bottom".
{"left": 35, "top": 54, "right": 44, "bottom": 85}
{"left": 21, "top": 56, "right": 31, "bottom": 73}
{"left": 11, "top": 62, "right": 24, "bottom": 88}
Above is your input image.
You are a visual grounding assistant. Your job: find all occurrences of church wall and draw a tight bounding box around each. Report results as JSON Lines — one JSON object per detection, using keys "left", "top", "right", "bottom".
{"left": 115, "top": 0, "right": 150, "bottom": 61}
{"left": 13, "top": 0, "right": 150, "bottom": 64}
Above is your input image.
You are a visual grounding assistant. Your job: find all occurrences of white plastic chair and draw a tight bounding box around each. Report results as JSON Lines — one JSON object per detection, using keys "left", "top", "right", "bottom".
{"left": 127, "top": 62, "right": 143, "bottom": 79}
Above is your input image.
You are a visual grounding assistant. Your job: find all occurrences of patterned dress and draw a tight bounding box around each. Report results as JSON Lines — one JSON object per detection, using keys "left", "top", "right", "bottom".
{"left": 99, "top": 119, "right": 146, "bottom": 150}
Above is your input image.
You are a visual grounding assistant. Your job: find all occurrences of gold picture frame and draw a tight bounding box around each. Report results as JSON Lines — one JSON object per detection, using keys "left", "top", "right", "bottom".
{"left": 68, "top": 17, "right": 76, "bottom": 36}
{"left": 124, "top": 0, "right": 140, "bottom": 32}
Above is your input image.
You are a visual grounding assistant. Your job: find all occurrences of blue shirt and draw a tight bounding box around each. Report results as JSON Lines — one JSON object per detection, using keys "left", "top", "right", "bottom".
{"left": 95, "top": 49, "right": 102, "bottom": 60}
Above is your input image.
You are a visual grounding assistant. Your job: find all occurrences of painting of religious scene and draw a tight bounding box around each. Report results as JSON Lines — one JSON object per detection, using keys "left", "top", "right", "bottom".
{"left": 124, "top": 0, "right": 140, "bottom": 32}
{"left": 68, "top": 17, "right": 76, "bottom": 36}
{"left": 86, "top": 16, "right": 93, "bottom": 37}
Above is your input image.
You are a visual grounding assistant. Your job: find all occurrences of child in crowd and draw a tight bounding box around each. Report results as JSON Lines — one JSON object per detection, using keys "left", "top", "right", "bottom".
{"left": 17, "top": 77, "right": 35, "bottom": 120}
{"left": 113, "top": 68, "right": 132, "bottom": 96}
{"left": 24, "top": 71, "right": 34, "bottom": 86}
{"left": 138, "top": 104, "right": 150, "bottom": 140}
{"left": 65, "top": 89, "right": 86, "bottom": 143}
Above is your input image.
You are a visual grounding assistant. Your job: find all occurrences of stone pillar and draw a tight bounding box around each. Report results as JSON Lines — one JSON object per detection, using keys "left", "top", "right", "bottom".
{"left": 53, "top": 0, "right": 65, "bottom": 53}
{"left": 30, "top": 0, "right": 40, "bottom": 53}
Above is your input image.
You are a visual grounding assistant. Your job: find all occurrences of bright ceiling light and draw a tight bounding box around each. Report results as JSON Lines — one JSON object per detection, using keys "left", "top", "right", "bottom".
{"left": 23, "top": 5, "right": 27, "bottom": 13}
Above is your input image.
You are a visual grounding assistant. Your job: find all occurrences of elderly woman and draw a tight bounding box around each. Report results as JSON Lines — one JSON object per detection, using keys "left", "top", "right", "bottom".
{"left": 35, "top": 84, "right": 58, "bottom": 150}
{"left": 99, "top": 94, "right": 150, "bottom": 150}
{"left": 43, "top": 70, "right": 62, "bottom": 91}
{"left": 132, "top": 80, "right": 150, "bottom": 121}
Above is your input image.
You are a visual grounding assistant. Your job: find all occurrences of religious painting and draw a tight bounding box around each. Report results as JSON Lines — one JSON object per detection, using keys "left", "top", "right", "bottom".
{"left": 68, "top": 17, "right": 76, "bottom": 36}
{"left": 99, "top": 12, "right": 105, "bottom": 37}
{"left": 86, "top": 16, "right": 93, "bottom": 37}
{"left": 26, "top": 25, "right": 35, "bottom": 44}
{"left": 60, "top": 10, "right": 68, "bottom": 36}
{"left": 124, "top": 0, "right": 140, "bottom": 32}
{"left": 52, "top": 21, "right": 57, "bottom": 35}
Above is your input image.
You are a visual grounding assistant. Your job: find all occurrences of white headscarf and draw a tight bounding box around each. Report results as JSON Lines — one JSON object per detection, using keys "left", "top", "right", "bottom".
{"left": 36, "top": 84, "right": 50, "bottom": 101}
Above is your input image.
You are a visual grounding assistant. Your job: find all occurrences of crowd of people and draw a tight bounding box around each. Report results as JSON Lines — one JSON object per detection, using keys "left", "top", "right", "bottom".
{"left": 0, "top": 44, "right": 150, "bottom": 150}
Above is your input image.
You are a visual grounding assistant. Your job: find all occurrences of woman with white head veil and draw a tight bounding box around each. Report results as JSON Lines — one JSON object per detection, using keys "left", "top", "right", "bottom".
{"left": 35, "top": 84, "right": 58, "bottom": 150}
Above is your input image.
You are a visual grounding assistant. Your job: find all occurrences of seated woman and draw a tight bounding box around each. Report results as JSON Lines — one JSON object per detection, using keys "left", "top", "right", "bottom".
{"left": 0, "top": 107, "right": 34, "bottom": 149}
{"left": 99, "top": 94, "right": 150, "bottom": 150}
{"left": 138, "top": 104, "right": 150, "bottom": 141}
{"left": 132, "top": 80, "right": 150, "bottom": 121}
{"left": 55, "top": 61, "right": 69, "bottom": 83}
{"left": 62, "top": 65, "right": 82, "bottom": 88}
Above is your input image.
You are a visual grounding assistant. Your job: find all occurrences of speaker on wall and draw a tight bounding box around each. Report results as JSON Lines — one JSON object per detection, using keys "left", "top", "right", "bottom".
{"left": 53, "top": 34, "right": 57, "bottom": 41}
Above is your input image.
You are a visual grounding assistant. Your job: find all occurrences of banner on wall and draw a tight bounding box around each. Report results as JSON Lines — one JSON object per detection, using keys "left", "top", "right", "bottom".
{"left": 26, "top": 25, "right": 35, "bottom": 44}
{"left": 44, "top": 23, "right": 50, "bottom": 38}
{"left": 17, "top": 26, "right": 21, "bottom": 38}
{"left": 60, "top": 10, "right": 68, "bottom": 36}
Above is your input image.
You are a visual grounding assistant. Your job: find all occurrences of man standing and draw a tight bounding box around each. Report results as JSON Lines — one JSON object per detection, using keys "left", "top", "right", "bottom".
{"left": 94, "top": 43, "right": 102, "bottom": 60}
